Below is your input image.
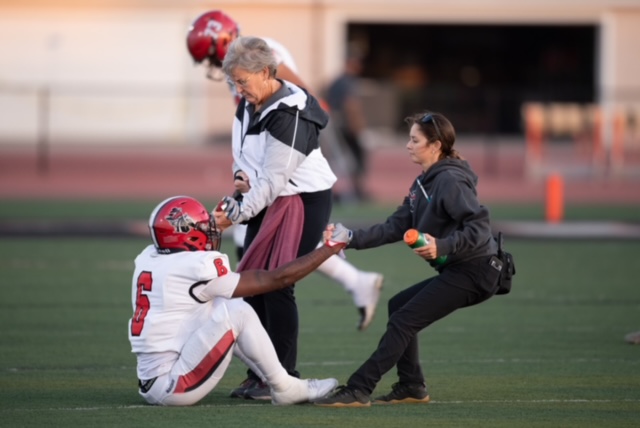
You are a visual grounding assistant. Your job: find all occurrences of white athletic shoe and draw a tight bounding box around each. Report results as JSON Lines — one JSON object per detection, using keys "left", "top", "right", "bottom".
{"left": 271, "top": 378, "right": 338, "bottom": 405}
{"left": 352, "top": 272, "right": 383, "bottom": 331}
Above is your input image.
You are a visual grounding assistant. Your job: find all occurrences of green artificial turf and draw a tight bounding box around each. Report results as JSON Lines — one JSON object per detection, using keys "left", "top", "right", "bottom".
{"left": 1, "top": 237, "right": 638, "bottom": 427}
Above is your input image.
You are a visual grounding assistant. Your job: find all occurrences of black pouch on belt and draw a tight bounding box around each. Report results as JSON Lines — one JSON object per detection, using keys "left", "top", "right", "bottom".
{"left": 495, "top": 232, "right": 516, "bottom": 295}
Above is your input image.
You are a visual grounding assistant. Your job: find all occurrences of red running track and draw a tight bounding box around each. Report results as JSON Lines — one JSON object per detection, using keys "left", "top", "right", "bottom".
{"left": 1, "top": 143, "right": 639, "bottom": 205}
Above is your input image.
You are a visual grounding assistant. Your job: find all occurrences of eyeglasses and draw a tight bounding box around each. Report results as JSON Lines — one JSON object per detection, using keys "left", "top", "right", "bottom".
{"left": 231, "top": 73, "right": 254, "bottom": 89}
{"left": 421, "top": 113, "right": 442, "bottom": 142}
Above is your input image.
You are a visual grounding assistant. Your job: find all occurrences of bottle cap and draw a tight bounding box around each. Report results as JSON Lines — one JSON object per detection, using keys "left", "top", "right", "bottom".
{"left": 404, "top": 229, "right": 420, "bottom": 246}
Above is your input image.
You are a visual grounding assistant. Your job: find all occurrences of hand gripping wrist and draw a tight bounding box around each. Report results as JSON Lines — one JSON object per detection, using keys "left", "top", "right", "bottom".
{"left": 325, "top": 223, "right": 352, "bottom": 249}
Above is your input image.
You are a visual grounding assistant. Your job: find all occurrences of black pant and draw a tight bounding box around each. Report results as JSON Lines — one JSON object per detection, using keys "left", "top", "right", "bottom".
{"left": 339, "top": 129, "right": 367, "bottom": 200}
{"left": 347, "top": 255, "right": 500, "bottom": 394}
{"left": 243, "top": 189, "right": 332, "bottom": 379}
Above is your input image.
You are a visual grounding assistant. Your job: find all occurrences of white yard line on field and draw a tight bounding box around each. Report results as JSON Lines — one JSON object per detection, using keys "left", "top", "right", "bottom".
{"left": 5, "top": 356, "right": 640, "bottom": 373}
{"left": 3, "top": 398, "right": 640, "bottom": 413}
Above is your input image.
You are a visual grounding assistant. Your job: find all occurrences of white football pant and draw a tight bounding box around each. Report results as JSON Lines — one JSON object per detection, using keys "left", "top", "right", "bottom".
{"left": 139, "top": 298, "right": 294, "bottom": 406}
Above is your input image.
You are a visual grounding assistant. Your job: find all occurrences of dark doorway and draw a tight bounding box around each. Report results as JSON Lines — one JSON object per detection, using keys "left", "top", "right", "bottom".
{"left": 348, "top": 23, "right": 597, "bottom": 134}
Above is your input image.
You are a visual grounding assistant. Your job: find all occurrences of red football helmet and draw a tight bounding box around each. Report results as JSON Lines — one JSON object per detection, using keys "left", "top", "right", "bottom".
{"left": 186, "top": 10, "right": 240, "bottom": 69}
{"left": 149, "top": 196, "right": 221, "bottom": 254}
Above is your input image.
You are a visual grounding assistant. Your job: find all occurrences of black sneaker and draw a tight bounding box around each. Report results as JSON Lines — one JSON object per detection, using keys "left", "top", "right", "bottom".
{"left": 373, "top": 382, "right": 430, "bottom": 404}
{"left": 244, "top": 380, "right": 271, "bottom": 400}
{"left": 313, "top": 385, "right": 371, "bottom": 407}
{"left": 230, "top": 378, "right": 260, "bottom": 398}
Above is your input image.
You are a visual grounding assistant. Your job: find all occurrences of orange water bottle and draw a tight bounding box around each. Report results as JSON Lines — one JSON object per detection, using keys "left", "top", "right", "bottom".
{"left": 404, "top": 229, "right": 448, "bottom": 265}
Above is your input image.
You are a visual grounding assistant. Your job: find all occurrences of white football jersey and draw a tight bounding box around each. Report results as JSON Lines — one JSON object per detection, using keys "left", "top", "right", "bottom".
{"left": 128, "top": 245, "right": 240, "bottom": 355}
{"left": 262, "top": 37, "right": 298, "bottom": 72}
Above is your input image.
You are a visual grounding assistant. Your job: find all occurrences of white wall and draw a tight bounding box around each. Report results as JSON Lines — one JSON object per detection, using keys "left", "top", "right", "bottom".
{"left": 0, "top": 8, "right": 195, "bottom": 144}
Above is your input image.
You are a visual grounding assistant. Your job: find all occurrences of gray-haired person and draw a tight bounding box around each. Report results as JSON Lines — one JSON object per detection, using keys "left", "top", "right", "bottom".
{"left": 213, "top": 36, "right": 337, "bottom": 401}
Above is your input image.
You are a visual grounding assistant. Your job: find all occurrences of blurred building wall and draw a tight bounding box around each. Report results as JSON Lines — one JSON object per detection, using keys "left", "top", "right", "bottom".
{"left": 0, "top": 0, "right": 639, "bottom": 146}
{"left": 601, "top": 9, "right": 640, "bottom": 100}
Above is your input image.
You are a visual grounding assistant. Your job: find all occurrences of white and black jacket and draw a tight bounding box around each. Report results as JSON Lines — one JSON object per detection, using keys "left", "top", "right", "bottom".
{"left": 231, "top": 80, "right": 337, "bottom": 224}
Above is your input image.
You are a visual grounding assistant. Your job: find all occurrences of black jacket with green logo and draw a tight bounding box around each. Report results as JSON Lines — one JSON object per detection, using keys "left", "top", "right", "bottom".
{"left": 348, "top": 158, "right": 497, "bottom": 270}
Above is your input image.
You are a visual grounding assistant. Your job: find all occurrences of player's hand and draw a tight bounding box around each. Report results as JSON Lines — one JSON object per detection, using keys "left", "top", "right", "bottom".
{"left": 212, "top": 209, "right": 232, "bottom": 231}
{"left": 218, "top": 196, "right": 243, "bottom": 223}
{"left": 324, "top": 223, "right": 352, "bottom": 249}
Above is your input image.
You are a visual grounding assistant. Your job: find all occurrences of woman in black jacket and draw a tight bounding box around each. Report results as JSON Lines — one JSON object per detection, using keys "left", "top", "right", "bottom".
{"left": 315, "top": 111, "right": 502, "bottom": 407}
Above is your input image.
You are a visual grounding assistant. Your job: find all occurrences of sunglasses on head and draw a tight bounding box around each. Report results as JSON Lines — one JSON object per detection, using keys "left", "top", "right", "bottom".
{"left": 420, "top": 113, "right": 442, "bottom": 142}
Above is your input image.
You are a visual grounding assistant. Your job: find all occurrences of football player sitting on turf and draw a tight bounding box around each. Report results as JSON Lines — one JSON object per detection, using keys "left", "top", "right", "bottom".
{"left": 127, "top": 196, "right": 350, "bottom": 406}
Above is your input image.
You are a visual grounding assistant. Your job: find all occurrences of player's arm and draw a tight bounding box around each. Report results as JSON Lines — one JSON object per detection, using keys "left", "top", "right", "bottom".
{"left": 231, "top": 224, "right": 349, "bottom": 298}
{"left": 277, "top": 63, "right": 330, "bottom": 111}
{"left": 277, "top": 63, "right": 308, "bottom": 90}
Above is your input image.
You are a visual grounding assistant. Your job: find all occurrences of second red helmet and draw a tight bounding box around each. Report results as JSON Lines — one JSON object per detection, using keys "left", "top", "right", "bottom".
{"left": 186, "top": 10, "right": 240, "bottom": 68}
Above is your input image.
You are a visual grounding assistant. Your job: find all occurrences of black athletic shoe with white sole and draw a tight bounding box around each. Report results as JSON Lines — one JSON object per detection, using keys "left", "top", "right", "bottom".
{"left": 313, "top": 385, "right": 371, "bottom": 407}
{"left": 373, "top": 382, "right": 430, "bottom": 404}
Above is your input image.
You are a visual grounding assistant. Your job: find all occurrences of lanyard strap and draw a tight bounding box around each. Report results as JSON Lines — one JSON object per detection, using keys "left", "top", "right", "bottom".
{"left": 416, "top": 178, "right": 430, "bottom": 202}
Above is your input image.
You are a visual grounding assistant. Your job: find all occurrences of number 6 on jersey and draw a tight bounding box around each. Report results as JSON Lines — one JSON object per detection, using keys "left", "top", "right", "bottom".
{"left": 130, "top": 271, "right": 152, "bottom": 336}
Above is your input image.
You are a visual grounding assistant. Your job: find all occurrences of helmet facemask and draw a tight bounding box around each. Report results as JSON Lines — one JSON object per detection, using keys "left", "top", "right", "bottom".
{"left": 203, "top": 42, "right": 225, "bottom": 81}
{"left": 196, "top": 216, "right": 222, "bottom": 252}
